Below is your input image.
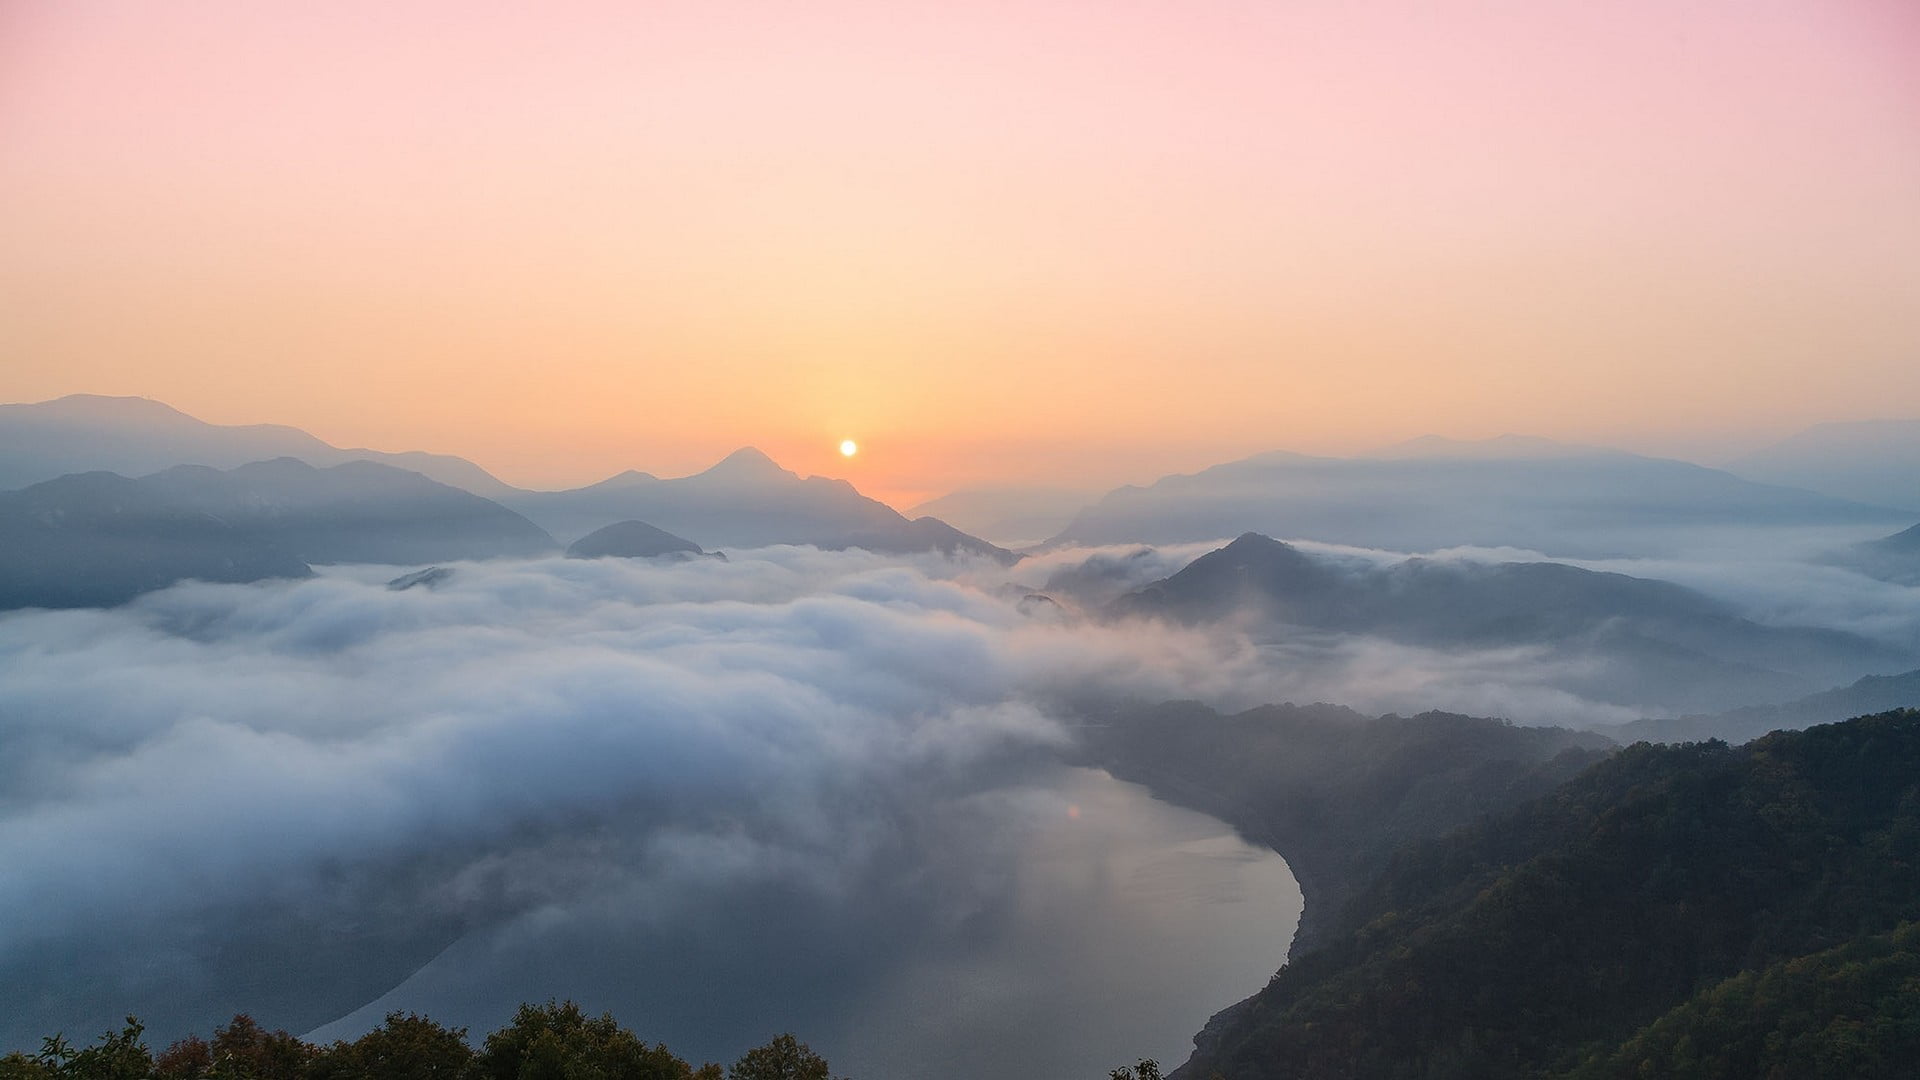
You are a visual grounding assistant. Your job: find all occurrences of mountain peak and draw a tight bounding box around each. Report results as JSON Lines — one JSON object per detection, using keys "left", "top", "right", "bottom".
{"left": 692, "top": 447, "right": 794, "bottom": 484}
{"left": 1225, "top": 531, "right": 1287, "bottom": 551}
{"left": 231, "top": 456, "right": 323, "bottom": 478}
{"left": 565, "top": 519, "right": 703, "bottom": 559}
{"left": 582, "top": 468, "right": 660, "bottom": 492}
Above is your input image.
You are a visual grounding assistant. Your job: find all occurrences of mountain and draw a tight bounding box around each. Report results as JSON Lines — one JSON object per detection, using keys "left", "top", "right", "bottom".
{"left": 1171, "top": 709, "right": 1920, "bottom": 1080}
{"left": 1832, "top": 520, "right": 1920, "bottom": 585}
{"left": 1725, "top": 419, "right": 1920, "bottom": 512}
{"left": 1082, "top": 702, "right": 1611, "bottom": 957}
{"left": 1048, "top": 439, "right": 1908, "bottom": 557}
{"left": 0, "top": 472, "right": 313, "bottom": 610}
{"left": 1564, "top": 922, "right": 1920, "bottom": 1078}
{"left": 565, "top": 520, "right": 706, "bottom": 559}
{"left": 140, "top": 458, "right": 555, "bottom": 565}
{"left": 502, "top": 448, "right": 1018, "bottom": 562}
{"left": 0, "top": 395, "right": 515, "bottom": 497}
{"left": 1112, "top": 533, "right": 1911, "bottom": 713}
{"left": 0, "top": 460, "right": 554, "bottom": 609}
{"left": 1610, "top": 667, "right": 1920, "bottom": 745}
{"left": 2, "top": 397, "right": 1016, "bottom": 562}
{"left": 906, "top": 487, "right": 1098, "bottom": 547}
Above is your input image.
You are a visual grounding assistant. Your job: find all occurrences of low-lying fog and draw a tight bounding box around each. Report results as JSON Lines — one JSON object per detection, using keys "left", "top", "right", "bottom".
{"left": 2, "top": 532, "right": 1914, "bottom": 1072}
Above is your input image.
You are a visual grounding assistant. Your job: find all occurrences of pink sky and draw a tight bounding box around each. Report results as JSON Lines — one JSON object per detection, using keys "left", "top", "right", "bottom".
{"left": 3, "top": 1, "right": 1917, "bottom": 503}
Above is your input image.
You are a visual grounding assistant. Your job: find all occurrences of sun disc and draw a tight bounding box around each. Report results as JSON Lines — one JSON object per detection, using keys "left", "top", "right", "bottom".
{"left": 839, "top": 439, "right": 858, "bottom": 457}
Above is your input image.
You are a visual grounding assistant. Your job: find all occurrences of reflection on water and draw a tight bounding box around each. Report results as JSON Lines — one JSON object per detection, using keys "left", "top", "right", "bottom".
{"left": 313, "top": 767, "right": 1301, "bottom": 1080}
{"left": 833, "top": 767, "right": 1302, "bottom": 1079}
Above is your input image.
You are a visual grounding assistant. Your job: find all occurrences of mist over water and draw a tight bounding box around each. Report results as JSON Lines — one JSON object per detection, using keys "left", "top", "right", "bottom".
{"left": 4, "top": 534, "right": 1913, "bottom": 1067}
{"left": 0, "top": 548, "right": 1303, "bottom": 1071}
{"left": 312, "top": 766, "right": 1301, "bottom": 1080}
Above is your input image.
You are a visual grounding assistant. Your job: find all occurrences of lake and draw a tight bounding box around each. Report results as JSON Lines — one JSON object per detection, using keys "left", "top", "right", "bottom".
{"left": 311, "top": 766, "right": 1302, "bottom": 1080}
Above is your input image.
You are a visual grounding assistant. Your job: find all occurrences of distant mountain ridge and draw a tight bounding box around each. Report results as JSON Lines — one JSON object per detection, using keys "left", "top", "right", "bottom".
{"left": 1614, "top": 667, "right": 1920, "bottom": 745}
{"left": 0, "top": 395, "right": 517, "bottom": 496}
{"left": 502, "top": 448, "right": 1018, "bottom": 562}
{"left": 1726, "top": 418, "right": 1920, "bottom": 512}
{"left": 1113, "top": 533, "right": 1911, "bottom": 713}
{"left": 1, "top": 395, "right": 1015, "bottom": 563}
{"left": 142, "top": 458, "right": 556, "bottom": 565}
{"left": 1049, "top": 437, "right": 1908, "bottom": 557}
{"left": 0, "top": 471, "right": 313, "bottom": 610}
{"left": 0, "top": 459, "right": 555, "bottom": 610}
{"left": 1832, "top": 519, "right": 1920, "bottom": 586}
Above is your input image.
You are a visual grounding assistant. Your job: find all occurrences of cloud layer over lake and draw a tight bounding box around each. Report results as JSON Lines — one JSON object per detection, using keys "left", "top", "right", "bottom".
{"left": 4, "top": 539, "right": 1913, "bottom": 1063}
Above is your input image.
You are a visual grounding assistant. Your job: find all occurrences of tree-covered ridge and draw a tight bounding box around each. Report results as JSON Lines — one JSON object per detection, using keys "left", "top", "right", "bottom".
{"left": 1085, "top": 701, "right": 1611, "bottom": 953}
{"left": 1181, "top": 709, "right": 1920, "bottom": 1080}
{"left": 1561, "top": 921, "right": 1920, "bottom": 1080}
{"left": 0, "top": 1002, "right": 838, "bottom": 1080}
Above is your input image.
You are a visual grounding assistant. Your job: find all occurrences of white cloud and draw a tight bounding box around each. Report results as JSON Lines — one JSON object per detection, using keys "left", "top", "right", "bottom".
{"left": 6, "top": 538, "right": 1913, "bottom": 1049}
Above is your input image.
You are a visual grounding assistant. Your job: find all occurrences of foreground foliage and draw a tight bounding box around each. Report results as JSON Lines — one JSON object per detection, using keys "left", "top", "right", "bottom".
{"left": 0, "top": 1002, "right": 836, "bottom": 1080}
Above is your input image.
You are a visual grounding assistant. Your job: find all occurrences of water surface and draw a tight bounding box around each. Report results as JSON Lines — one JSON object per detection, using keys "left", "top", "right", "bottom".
{"left": 314, "top": 766, "right": 1301, "bottom": 1080}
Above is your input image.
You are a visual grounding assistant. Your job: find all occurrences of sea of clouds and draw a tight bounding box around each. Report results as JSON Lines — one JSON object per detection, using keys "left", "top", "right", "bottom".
{"left": 0, "top": 546, "right": 1287, "bottom": 1055}
{"left": 4, "top": 537, "right": 1914, "bottom": 1059}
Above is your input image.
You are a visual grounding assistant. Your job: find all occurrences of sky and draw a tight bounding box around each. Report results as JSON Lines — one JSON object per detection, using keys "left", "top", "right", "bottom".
{"left": 3, "top": 1, "right": 1918, "bottom": 505}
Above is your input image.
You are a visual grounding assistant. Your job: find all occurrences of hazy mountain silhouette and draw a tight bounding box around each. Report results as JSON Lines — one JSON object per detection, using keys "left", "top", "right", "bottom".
{"left": 1614, "top": 667, "right": 1920, "bottom": 745}
{"left": 139, "top": 458, "right": 555, "bottom": 565}
{"left": 0, "top": 460, "right": 554, "bottom": 609}
{"left": 1038, "top": 547, "right": 1182, "bottom": 609}
{"left": 1726, "top": 419, "right": 1920, "bottom": 512}
{"left": 2, "top": 397, "right": 1015, "bottom": 562}
{"left": 1050, "top": 437, "right": 1907, "bottom": 557}
{"left": 0, "top": 472, "right": 313, "bottom": 609}
{"left": 1832, "top": 520, "right": 1920, "bottom": 585}
{"left": 503, "top": 448, "right": 1017, "bottom": 562}
{"left": 907, "top": 487, "right": 1098, "bottom": 546}
{"left": 1113, "top": 533, "right": 1910, "bottom": 712}
{"left": 0, "top": 394, "right": 515, "bottom": 497}
{"left": 565, "top": 520, "right": 706, "bottom": 559}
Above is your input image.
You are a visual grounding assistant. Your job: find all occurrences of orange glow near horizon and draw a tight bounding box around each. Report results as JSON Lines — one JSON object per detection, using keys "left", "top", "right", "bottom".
{"left": 3, "top": 2, "right": 1919, "bottom": 508}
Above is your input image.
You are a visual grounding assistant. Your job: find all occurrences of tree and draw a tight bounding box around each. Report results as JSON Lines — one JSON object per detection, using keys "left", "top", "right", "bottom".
{"left": 308, "top": 1012, "right": 473, "bottom": 1080}
{"left": 204, "top": 1015, "right": 311, "bottom": 1080}
{"left": 154, "top": 1035, "right": 211, "bottom": 1080}
{"left": 726, "top": 1034, "right": 836, "bottom": 1080}
{"left": 0, "top": 1053, "right": 53, "bottom": 1080}
{"left": 474, "top": 1001, "right": 704, "bottom": 1080}
{"left": 23, "top": 1019, "right": 152, "bottom": 1080}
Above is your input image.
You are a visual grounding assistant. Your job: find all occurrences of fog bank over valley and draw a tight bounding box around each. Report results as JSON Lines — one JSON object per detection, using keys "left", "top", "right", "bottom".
{"left": 0, "top": 546, "right": 1314, "bottom": 1075}
{"left": 4, "top": 524, "right": 1918, "bottom": 1073}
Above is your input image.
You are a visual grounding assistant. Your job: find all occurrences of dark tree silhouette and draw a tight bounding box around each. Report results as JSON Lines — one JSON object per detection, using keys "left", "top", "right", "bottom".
{"left": 726, "top": 1034, "right": 837, "bottom": 1080}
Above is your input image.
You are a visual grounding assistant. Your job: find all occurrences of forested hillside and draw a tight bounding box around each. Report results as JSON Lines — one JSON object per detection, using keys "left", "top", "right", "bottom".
{"left": 1179, "top": 710, "right": 1920, "bottom": 1080}
{"left": 1085, "top": 703, "right": 1612, "bottom": 953}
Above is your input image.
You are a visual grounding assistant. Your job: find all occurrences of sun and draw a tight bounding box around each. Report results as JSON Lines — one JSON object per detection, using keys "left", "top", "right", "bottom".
{"left": 839, "top": 439, "right": 858, "bottom": 457}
